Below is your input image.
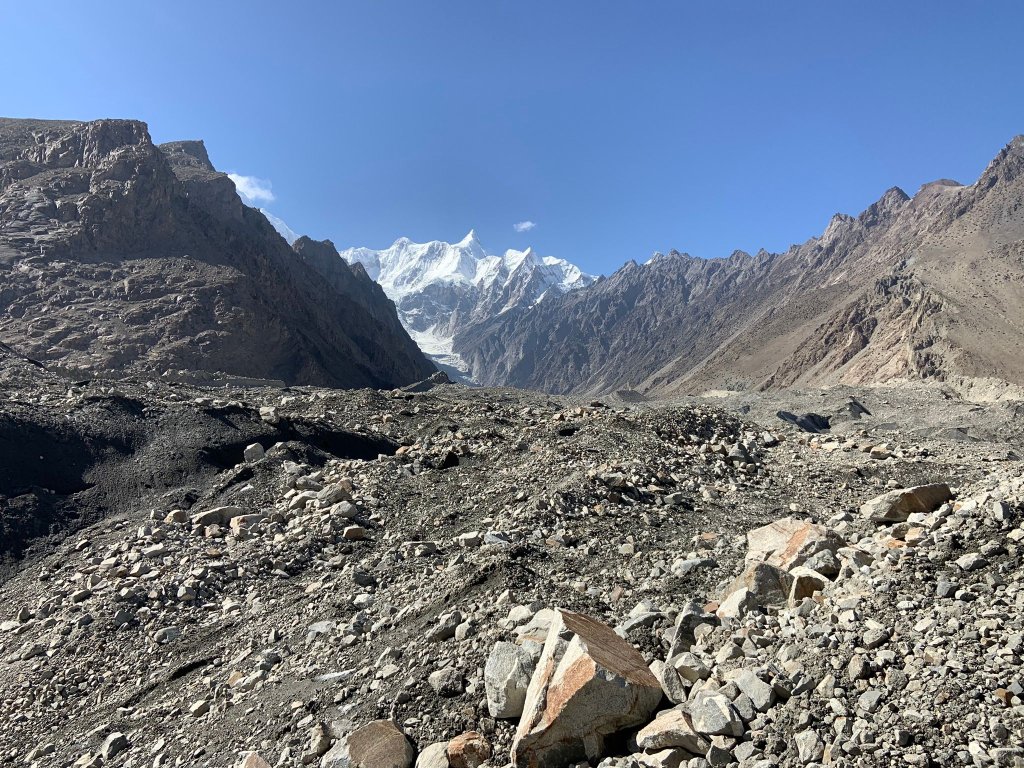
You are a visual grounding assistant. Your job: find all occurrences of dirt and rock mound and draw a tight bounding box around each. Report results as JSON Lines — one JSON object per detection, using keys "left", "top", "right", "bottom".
{"left": 0, "top": 351, "right": 398, "bottom": 574}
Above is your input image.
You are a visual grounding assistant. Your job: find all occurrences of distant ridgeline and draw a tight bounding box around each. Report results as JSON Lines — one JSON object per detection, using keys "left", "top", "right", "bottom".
{"left": 450, "top": 138, "right": 1024, "bottom": 396}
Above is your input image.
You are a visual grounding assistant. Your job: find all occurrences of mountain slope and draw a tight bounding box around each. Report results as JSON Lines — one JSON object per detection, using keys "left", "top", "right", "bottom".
{"left": 455, "top": 137, "right": 1024, "bottom": 396}
{"left": 0, "top": 118, "right": 434, "bottom": 388}
{"left": 260, "top": 208, "right": 299, "bottom": 244}
{"left": 339, "top": 231, "right": 594, "bottom": 376}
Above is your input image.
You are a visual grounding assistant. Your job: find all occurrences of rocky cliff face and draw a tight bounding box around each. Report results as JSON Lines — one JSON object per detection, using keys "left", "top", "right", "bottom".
{"left": 456, "top": 137, "right": 1024, "bottom": 395}
{"left": 0, "top": 118, "right": 435, "bottom": 388}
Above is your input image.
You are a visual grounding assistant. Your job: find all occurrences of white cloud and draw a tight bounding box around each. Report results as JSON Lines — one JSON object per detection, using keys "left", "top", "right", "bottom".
{"left": 228, "top": 173, "right": 276, "bottom": 204}
{"left": 513, "top": 220, "right": 536, "bottom": 233}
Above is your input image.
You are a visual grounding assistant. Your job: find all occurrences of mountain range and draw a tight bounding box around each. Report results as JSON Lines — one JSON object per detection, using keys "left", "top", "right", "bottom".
{"left": 3, "top": 119, "right": 1022, "bottom": 768}
{"left": 3, "top": 116, "right": 1024, "bottom": 401}
{"left": 452, "top": 136, "right": 1024, "bottom": 397}
{"left": 0, "top": 118, "right": 433, "bottom": 388}
{"left": 338, "top": 232, "right": 594, "bottom": 378}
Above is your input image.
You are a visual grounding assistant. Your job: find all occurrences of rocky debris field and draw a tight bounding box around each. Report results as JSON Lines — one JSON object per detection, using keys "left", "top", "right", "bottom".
{"left": 0, "top": 359, "right": 1022, "bottom": 768}
{"left": 0, "top": 349, "right": 395, "bottom": 572}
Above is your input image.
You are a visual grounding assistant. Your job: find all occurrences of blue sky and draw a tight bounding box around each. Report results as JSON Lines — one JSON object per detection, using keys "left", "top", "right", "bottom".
{"left": 3, "top": 2, "right": 1023, "bottom": 275}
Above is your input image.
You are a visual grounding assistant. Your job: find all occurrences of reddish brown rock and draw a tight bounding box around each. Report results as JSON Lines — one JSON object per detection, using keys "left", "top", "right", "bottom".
{"left": 744, "top": 518, "right": 843, "bottom": 570}
{"left": 446, "top": 732, "right": 491, "bottom": 768}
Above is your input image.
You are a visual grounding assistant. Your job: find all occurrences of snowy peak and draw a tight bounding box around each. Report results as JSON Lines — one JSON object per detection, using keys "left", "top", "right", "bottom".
{"left": 260, "top": 209, "right": 299, "bottom": 245}
{"left": 457, "top": 229, "right": 483, "bottom": 249}
{"left": 339, "top": 234, "right": 485, "bottom": 302}
{"left": 339, "top": 232, "right": 593, "bottom": 303}
{"left": 337, "top": 232, "right": 595, "bottom": 379}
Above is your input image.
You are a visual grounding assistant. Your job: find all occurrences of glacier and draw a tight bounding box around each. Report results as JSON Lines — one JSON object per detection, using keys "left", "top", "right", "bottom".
{"left": 339, "top": 231, "right": 595, "bottom": 379}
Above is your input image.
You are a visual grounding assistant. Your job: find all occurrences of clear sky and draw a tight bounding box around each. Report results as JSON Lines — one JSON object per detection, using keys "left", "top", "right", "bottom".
{"left": 3, "top": 1, "right": 1023, "bottom": 275}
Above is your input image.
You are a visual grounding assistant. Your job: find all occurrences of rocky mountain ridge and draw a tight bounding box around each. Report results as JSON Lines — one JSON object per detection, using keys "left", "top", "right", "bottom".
{"left": 0, "top": 117, "right": 434, "bottom": 388}
{"left": 455, "top": 137, "right": 1024, "bottom": 397}
{"left": 339, "top": 232, "right": 594, "bottom": 378}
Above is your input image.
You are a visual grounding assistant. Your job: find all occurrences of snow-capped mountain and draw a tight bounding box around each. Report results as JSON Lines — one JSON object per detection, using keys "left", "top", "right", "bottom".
{"left": 339, "top": 231, "right": 595, "bottom": 379}
{"left": 260, "top": 209, "right": 299, "bottom": 245}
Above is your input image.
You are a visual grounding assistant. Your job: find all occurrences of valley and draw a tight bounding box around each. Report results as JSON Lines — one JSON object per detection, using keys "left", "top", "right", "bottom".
{"left": 1, "top": 117, "right": 1023, "bottom": 768}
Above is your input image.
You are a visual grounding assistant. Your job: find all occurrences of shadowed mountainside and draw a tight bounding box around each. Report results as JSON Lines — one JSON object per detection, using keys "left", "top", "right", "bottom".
{"left": 0, "top": 118, "right": 435, "bottom": 388}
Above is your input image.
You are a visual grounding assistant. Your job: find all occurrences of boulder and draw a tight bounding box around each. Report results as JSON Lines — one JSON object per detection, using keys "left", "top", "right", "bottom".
{"left": 446, "top": 732, "right": 491, "bottom": 768}
{"left": 342, "top": 525, "right": 367, "bottom": 541}
{"left": 716, "top": 588, "right": 755, "bottom": 620}
{"left": 428, "top": 667, "right": 463, "bottom": 697}
{"left": 860, "top": 484, "right": 952, "bottom": 524}
{"left": 239, "top": 754, "right": 273, "bottom": 768}
{"left": 667, "top": 602, "right": 719, "bottom": 656}
{"left": 511, "top": 609, "right": 663, "bottom": 768}
{"left": 515, "top": 608, "right": 557, "bottom": 644}
{"left": 726, "top": 670, "right": 774, "bottom": 712}
{"left": 650, "top": 660, "right": 688, "bottom": 704}
{"left": 321, "top": 720, "right": 414, "bottom": 768}
{"left": 670, "top": 652, "right": 710, "bottom": 683}
{"left": 310, "top": 723, "right": 333, "bottom": 758}
{"left": 414, "top": 744, "right": 449, "bottom": 768}
{"left": 484, "top": 641, "right": 535, "bottom": 718}
{"left": 100, "top": 733, "right": 129, "bottom": 761}
{"left": 428, "top": 611, "right": 463, "bottom": 642}
{"left": 744, "top": 518, "right": 843, "bottom": 571}
{"left": 191, "top": 505, "right": 244, "bottom": 527}
{"left": 794, "top": 729, "right": 824, "bottom": 764}
{"left": 688, "top": 691, "right": 744, "bottom": 737}
{"left": 718, "top": 562, "right": 793, "bottom": 618}
{"left": 634, "top": 750, "right": 690, "bottom": 768}
{"left": 319, "top": 483, "right": 352, "bottom": 504}
{"left": 636, "top": 708, "right": 710, "bottom": 754}
{"left": 230, "top": 513, "right": 266, "bottom": 537}
{"left": 787, "top": 566, "right": 829, "bottom": 605}
{"left": 334, "top": 501, "right": 359, "bottom": 519}
{"left": 243, "top": 443, "right": 265, "bottom": 462}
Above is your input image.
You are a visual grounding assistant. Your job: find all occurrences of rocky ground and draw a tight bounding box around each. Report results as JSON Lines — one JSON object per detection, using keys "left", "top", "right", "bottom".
{"left": 0, "top": 357, "right": 1022, "bottom": 767}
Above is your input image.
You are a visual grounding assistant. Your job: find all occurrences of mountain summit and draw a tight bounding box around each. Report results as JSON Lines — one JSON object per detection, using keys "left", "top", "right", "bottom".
{"left": 339, "top": 233, "right": 594, "bottom": 378}
{"left": 0, "top": 117, "right": 434, "bottom": 387}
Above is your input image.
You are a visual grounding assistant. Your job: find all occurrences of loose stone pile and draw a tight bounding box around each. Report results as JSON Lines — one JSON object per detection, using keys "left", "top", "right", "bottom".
{"left": 0, "top": 378, "right": 1021, "bottom": 767}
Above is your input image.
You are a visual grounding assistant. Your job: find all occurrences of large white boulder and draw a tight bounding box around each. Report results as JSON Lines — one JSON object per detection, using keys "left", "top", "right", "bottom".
{"left": 511, "top": 609, "right": 663, "bottom": 768}
{"left": 484, "top": 641, "right": 535, "bottom": 719}
{"left": 860, "top": 484, "right": 952, "bottom": 523}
